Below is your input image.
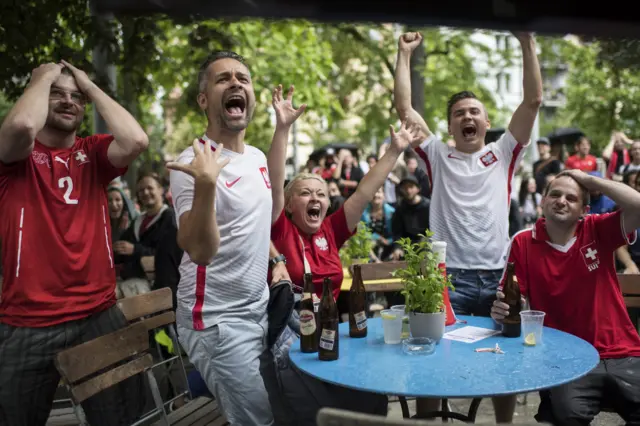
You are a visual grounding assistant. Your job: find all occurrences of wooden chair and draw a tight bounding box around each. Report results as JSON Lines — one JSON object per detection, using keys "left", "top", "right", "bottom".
{"left": 140, "top": 255, "right": 155, "bottom": 282}
{"left": 54, "top": 322, "right": 168, "bottom": 425}
{"left": 352, "top": 262, "right": 405, "bottom": 293}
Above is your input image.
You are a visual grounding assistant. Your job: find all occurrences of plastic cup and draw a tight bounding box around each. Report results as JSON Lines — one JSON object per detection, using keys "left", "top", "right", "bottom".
{"left": 390, "top": 305, "right": 406, "bottom": 312}
{"left": 380, "top": 309, "right": 403, "bottom": 344}
{"left": 520, "top": 310, "right": 546, "bottom": 346}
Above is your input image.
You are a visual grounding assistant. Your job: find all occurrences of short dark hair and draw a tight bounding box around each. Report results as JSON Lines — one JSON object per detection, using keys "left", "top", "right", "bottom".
{"left": 197, "top": 51, "right": 247, "bottom": 92}
{"left": 543, "top": 175, "right": 590, "bottom": 206}
{"left": 137, "top": 172, "right": 163, "bottom": 187}
{"left": 447, "top": 90, "right": 479, "bottom": 124}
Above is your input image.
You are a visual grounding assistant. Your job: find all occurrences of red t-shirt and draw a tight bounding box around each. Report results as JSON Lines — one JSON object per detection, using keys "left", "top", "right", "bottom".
{"left": 270, "top": 206, "right": 355, "bottom": 300}
{"left": 0, "top": 135, "right": 127, "bottom": 327}
{"left": 502, "top": 211, "right": 640, "bottom": 358}
{"left": 565, "top": 154, "right": 598, "bottom": 172}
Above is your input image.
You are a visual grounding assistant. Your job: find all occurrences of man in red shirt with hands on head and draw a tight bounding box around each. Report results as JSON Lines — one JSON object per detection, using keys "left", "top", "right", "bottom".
{"left": 492, "top": 169, "right": 640, "bottom": 426}
{"left": 0, "top": 61, "right": 148, "bottom": 426}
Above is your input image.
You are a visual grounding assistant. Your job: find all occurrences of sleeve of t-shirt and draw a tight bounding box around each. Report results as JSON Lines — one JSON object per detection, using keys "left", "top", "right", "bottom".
{"left": 493, "top": 130, "right": 528, "bottom": 173}
{"left": 414, "top": 135, "right": 445, "bottom": 177}
{"left": 169, "top": 149, "right": 196, "bottom": 222}
{"left": 89, "top": 134, "right": 128, "bottom": 186}
{"left": 499, "top": 235, "right": 529, "bottom": 298}
{"left": 593, "top": 210, "right": 637, "bottom": 253}
{"left": 271, "top": 208, "right": 295, "bottom": 241}
{"left": 327, "top": 205, "right": 356, "bottom": 249}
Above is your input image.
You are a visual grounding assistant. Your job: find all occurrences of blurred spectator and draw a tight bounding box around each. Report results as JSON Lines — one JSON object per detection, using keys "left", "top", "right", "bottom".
{"left": 532, "top": 137, "right": 563, "bottom": 193}
{"left": 624, "top": 170, "right": 639, "bottom": 191}
{"left": 327, "top": 179, "right": 345, "bottom": 216}
{"left": 602, "top": 131, "right": 633, "bottom": 180}
{"left": 518, "top": 176, "right": 542, "bottom": 227}
{"left": 405, "top": 153, "right": 431, "bottom": 197}
{"left": 107, "top": 186, "right": 138, "bottom": 242}
{"left": 565, "top": 137, "right": 597, "bottom": 172}
{"left": 391, "top": 175, "right": 430, "bottom": 259}
{"left": 366, "top": 154, "right": 378, "bottom": 171}
{"left": 333, "top": 148, "right": 364, "bottom": 198}
{"left": 617, "top": 141, "right": 640, "bottom": 176}
{"left": 361, "top": 187, "right": 395, "bottom": 262}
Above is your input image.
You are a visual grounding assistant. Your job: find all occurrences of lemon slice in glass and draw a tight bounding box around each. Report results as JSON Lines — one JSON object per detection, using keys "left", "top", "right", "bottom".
{"left": 381, "top": 312, "right": 396, "bottom": 320}
{"left": 524, "top": 332, "right": 536, "bottom": 346}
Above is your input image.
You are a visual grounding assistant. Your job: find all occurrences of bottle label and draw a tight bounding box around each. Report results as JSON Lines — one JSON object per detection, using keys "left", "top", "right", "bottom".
{"left": 354, "top": 311, "right": 367, "bottom": 330}
{"left": 302, "top": 292, "right": 312, "bottom": 301}
{"left": 319, "top": 328, "right": 336, "bottom": 350}
{"left": 312, "top": 294, "right": 320, "bottom": 313}
{"left": 299, "top": 310, "right": 316, "bottom": 335}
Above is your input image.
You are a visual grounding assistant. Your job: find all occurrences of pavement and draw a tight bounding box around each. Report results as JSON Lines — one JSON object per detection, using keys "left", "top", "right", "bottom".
{"left": 387, "top": 393, "right": 625, "bottom": 425}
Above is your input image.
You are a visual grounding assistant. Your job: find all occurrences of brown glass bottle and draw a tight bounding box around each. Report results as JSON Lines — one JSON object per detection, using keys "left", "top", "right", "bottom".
{"left": 501, "top": 262, "right": 522, "bottom": 338}
{"left": 349, "top": 264, "right": 367, "bottom": 338}
{"left": 318, "top": 278, "right": 339, "bottom": 361}
{"left": 299, "top": 273, "right": 319, "bottom": 353}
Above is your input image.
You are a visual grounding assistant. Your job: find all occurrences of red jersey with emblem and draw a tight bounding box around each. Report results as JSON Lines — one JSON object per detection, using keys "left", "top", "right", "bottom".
{"left": 564, "top": 154, "right": 598, "bottom": 172}
{"left": 502, "top": 211, "right": 640, "bottom": 358}
{"left": 0, "top": 135, "right": 126, "bottom": 327}
{"left": 271, "top": 206, "right": 355, "bottom": 299}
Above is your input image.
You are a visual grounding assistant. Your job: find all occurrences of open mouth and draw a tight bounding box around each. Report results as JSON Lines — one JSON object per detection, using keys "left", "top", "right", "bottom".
{"left": 307, "top": 204, "right": 321, "bottom": 221}
{"left": 462, "top": 123, "right": 477, "bottom": 139}
{"left": 224, "top": 95, "right": 246, "bottom": 117}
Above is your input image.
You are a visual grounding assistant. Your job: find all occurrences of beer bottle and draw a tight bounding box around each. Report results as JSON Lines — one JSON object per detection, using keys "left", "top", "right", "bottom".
{"left": 349, "top": 264, "right": 367, "bottom": 338}
{"left": 318, "top": 278, "right": 339, "bottom": 361}
{"left": 299, "top": 273, "right": 319, "bottom": 353}
{"left": 501, "top": 262, "right": 522, "bottom": 337}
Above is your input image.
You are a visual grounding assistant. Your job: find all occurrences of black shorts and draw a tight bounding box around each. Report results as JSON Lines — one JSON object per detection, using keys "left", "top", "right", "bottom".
{"left": 536, "top": 357, "right": 640, "bottom": 426}
{"left": 0, "top": 306, "right": 144, "bottom": 426}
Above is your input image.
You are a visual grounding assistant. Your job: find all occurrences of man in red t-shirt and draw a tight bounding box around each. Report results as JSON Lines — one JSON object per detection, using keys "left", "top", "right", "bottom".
{"left": 565, "top": 137, "right": 598, "bottom": 172}
{"left": 0, "top": 61, "right": 148, "bottom": 426}
{"left": 491, "top": 170, "right": 640, "bottom": 425}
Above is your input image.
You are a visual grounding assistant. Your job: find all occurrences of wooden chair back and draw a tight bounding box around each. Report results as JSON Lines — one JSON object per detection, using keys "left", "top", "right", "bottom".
{"left": 140, "top": 256, "right": 155, "bottom": 281}
{"left": 355, "top": 261, "right": 406, "bottom": 281}
{"left": 618, "top": 273, "right": 640, "bottom": 308}
{"left": 54, "top": 322, "right": 153, "bottom": 403}
{"left": 117, "top": 287, "right": 175, "bottom": 331}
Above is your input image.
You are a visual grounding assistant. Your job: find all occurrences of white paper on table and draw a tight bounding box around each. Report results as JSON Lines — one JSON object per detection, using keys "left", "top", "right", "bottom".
{"left": 442, "top": 326, "right": 501, "bottom": 343}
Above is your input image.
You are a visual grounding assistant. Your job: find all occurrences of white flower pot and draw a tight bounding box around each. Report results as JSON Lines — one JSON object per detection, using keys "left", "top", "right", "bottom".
{"left": 408, "top": 311, "right": 446, "bottom": 342}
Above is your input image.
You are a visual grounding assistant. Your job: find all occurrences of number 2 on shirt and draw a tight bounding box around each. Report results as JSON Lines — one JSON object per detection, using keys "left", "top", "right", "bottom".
{"left": 58, "top": 176, "right": 79, "bottom": 205}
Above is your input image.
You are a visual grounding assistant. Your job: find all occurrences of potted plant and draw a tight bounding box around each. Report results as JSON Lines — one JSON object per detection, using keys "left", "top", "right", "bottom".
{"left": 340, "top": 221, "right": 374, "bottom": 275}
{"left": 392, "top": 230, "right": 454, "bottom": 342}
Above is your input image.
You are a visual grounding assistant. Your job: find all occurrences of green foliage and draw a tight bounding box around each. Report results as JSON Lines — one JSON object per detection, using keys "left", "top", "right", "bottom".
{"left": 339, "top": 222, "right": 374, "bottom": 267}
{"left": 392, "top": 230, "right": 454, "bottom": 314}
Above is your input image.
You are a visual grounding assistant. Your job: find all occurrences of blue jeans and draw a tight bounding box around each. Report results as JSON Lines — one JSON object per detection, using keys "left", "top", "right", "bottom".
{"left": 447, "top": 268, "right": 502, "bottom": 317}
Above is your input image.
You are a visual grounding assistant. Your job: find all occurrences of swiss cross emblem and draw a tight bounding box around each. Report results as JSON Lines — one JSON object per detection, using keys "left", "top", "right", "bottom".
{"left": 259, "top": 166, "right": 271, "bottom": 189}
{"left": 480, "top": 151, "right": 498, "bottom": 167}
{"left": 74, "top": 150, "right": 89, "bottom": 165}
{"left": 580, "top": 242, "right": 600, "bottom": 272}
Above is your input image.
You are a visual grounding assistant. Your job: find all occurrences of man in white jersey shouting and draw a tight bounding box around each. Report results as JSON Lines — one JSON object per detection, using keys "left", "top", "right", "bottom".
{"left": 395, "top": 32, "right": 542, "bottom": 422}
{"left": 168, "top": 51, "right": 284, "bottom": 426}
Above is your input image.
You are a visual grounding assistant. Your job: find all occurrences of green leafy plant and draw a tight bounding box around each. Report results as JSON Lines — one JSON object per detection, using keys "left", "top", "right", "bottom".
{"left": 392, "top": 229, "right": 454, "bottom": 314}
{"left": 340, "top": 221, "right": 374, "bottom": 267}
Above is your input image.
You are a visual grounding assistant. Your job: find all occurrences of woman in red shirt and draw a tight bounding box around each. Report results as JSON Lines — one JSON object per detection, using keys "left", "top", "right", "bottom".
{"left": 268, "top": 85, "right": 419, "bottom": 299}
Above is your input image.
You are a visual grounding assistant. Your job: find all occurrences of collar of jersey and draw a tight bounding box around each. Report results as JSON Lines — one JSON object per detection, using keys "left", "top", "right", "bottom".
{"left": 199, "top": 134, "right": 240, "bottom": 158}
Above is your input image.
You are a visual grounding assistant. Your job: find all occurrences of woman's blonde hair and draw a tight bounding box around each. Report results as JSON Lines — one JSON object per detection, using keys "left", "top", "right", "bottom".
{"left": 284, "top": 173, "right": 328, "bottom": 213}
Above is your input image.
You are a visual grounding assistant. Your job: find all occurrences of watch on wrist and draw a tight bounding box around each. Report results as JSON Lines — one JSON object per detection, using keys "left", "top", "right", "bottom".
{"left": 269, "top": 254, "right": 286, "bottom": 268}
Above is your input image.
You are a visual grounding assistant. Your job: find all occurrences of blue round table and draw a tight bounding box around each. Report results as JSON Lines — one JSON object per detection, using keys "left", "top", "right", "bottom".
{"left": 290, "top": 316, "right": 599, "bottom": 420}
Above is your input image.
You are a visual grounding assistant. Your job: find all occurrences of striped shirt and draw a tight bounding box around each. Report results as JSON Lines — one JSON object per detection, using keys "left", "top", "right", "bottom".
{"left": 170, "top": 136, "right": 272, "bottom": 330}
{"left": 415, "top": 130, "right": 526, "bottom": 270}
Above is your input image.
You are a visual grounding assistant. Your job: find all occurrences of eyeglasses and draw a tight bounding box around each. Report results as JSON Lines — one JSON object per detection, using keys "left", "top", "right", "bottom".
{"left": 49, "top": 87, "right": 87, "bottom": 105}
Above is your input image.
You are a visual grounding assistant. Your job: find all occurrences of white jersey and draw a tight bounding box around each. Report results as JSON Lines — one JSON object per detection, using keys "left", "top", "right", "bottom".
{"left": 415, "top": 130, "right": 527, "bottom": 270}
{"left": 170, "top": 135, "right": 272, "bottom": 330}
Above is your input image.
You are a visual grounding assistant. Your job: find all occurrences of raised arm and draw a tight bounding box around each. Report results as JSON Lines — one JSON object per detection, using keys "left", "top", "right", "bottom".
{"left": 507, "top": 33, "right": 543, "bottom": 145}
{"left": 167, "top": 140, "right": 229, "bottom": 266}
{"left": 267, "top": 85, "right": 306, "bottom": 224}
{"left": 394, "top": 32, "right": 431, "bottom": 147}
{"left": 0, "top": 63, "right": 63, "bottom": 164}
{"left": 343, "top": 122, "right": 420, "bottom": 231}
{"left": 561, "top": 169, "right": 640, "bottom": 234}
{"left": 61, "top": 60, "right": 148, "bottom": 168}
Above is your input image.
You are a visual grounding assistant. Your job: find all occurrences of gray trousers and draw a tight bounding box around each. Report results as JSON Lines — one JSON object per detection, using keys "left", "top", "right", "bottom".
{"left": 0, "top": 306, "right": 144, "bottom": 426}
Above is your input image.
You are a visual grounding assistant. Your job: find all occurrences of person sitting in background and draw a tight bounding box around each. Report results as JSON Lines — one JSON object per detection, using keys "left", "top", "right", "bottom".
{"left": 107, "top": 185, "right": 138, "bottom": 243}
{"left": 623, "top": 170, "right": 639, "bottom": 191}
{"left": 332, "top": 148, "right": 364, "bottom": 198}
{"left": 115, "top": 173, "right": 176, "bottom": 297}
{"left": 602, "top": 131, "right": 632, "bottom": 180}
{"left": 532, "top": 137, "right": 563, "bottom": 193}
{"left": 518, "top": 176, "right": 542, "bottom": 227}
{"left": 492, "top": 170, "right": 640, "bottom": 426}
{"left": 391, "top": 175, "right": 430, "bottom": 258}
{"left": 565, "top": 137, "right": 598, "bottom": 172}
{"left": 361, "top": 186, "right": 396, "bottom": 262}
{"left": 404, "top": 153, "right": 431, "bottom": 197}
{"left": 617, "top": 140, "right": 640, "bottom": 177}
{"left": 267, "top": 84, "right": 421, "bottom": 424}
{"left": 326, "top": 178, "right": 345, "bottom": 216}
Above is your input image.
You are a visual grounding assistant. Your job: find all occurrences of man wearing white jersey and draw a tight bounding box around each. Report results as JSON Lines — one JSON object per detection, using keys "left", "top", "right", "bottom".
{"left": 168, "top": 51, "right": 279, "bottom": 426}
{"left": 394, "top": 32, "right": 542, "bottom": 422}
